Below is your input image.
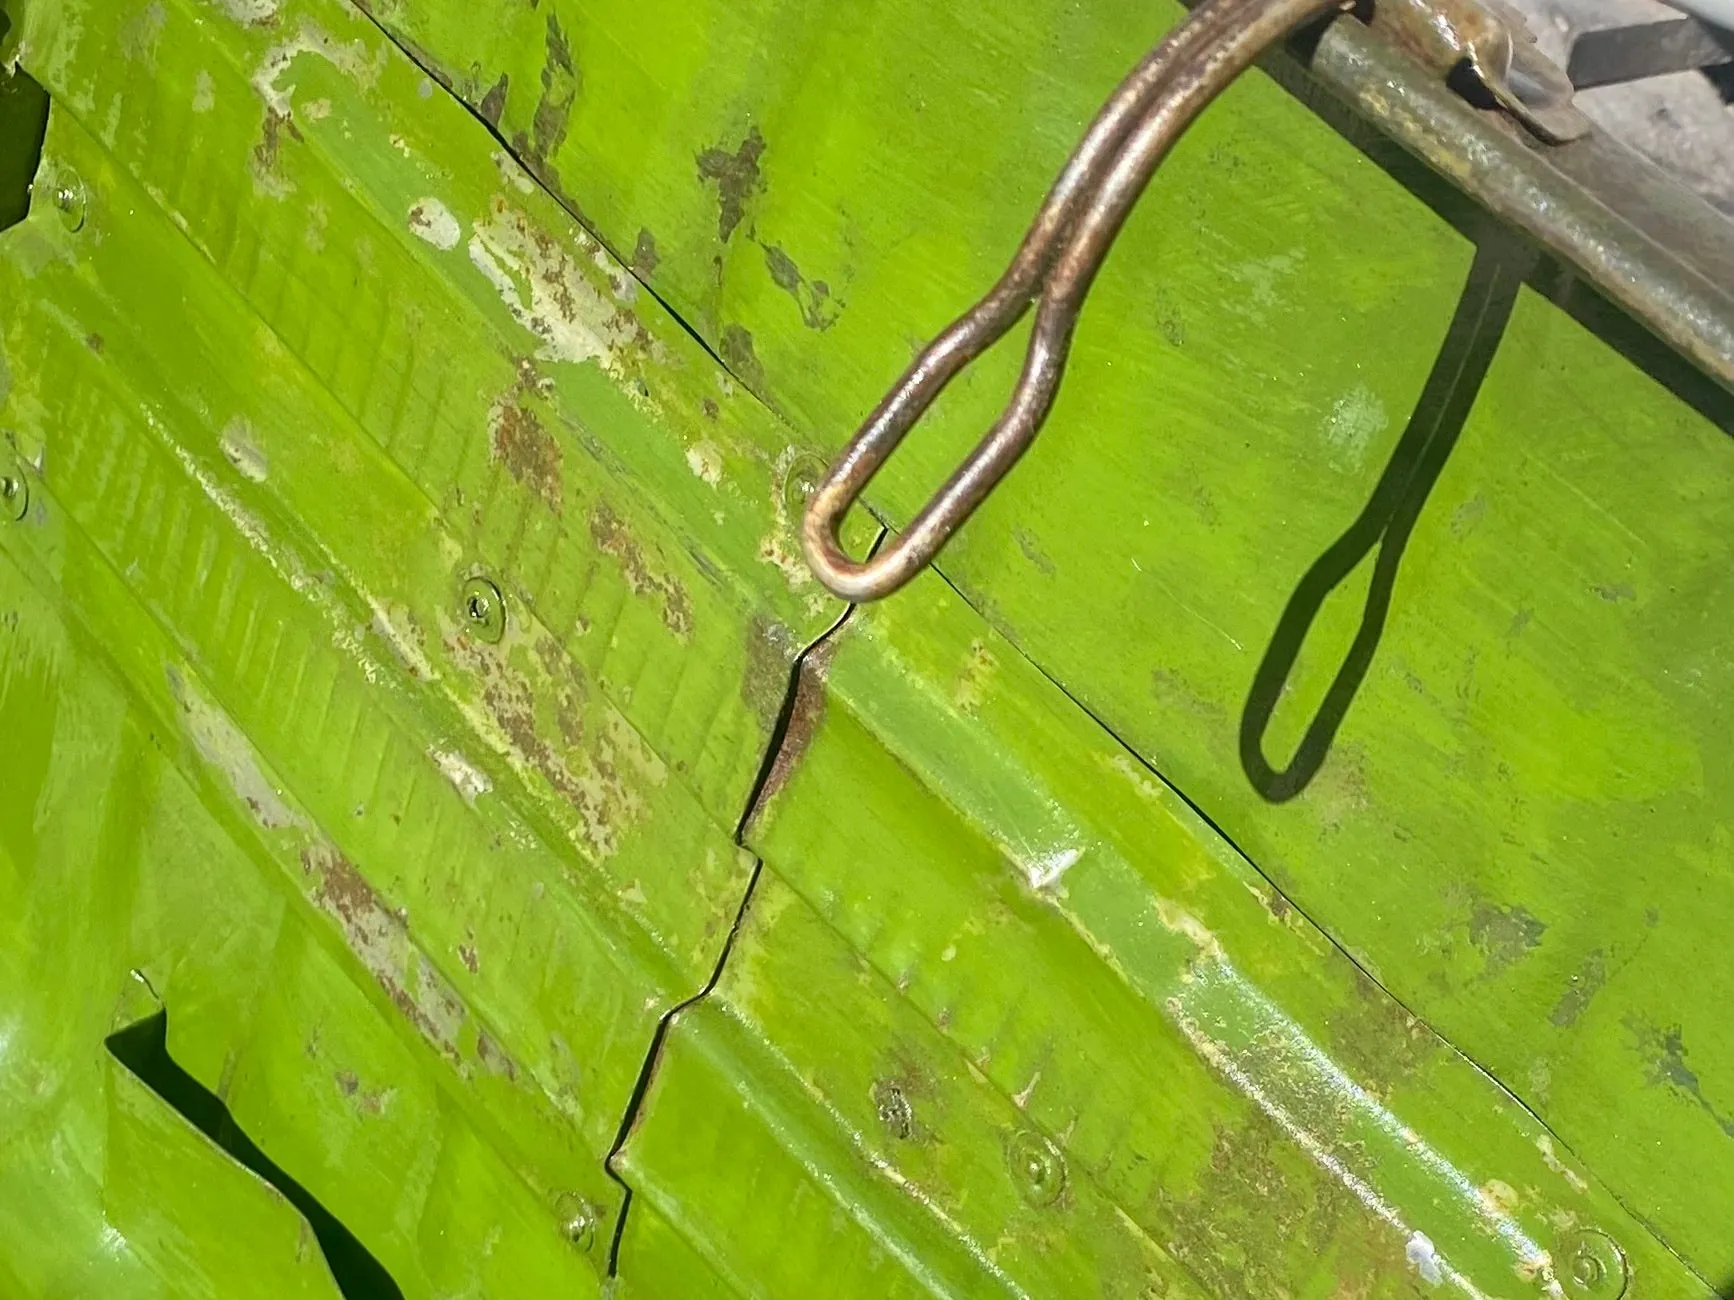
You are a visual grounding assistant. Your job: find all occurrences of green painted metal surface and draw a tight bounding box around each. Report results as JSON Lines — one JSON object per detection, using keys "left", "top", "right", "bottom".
{"left": 1, "top": 0, "right": 1730, "bottom": 1294}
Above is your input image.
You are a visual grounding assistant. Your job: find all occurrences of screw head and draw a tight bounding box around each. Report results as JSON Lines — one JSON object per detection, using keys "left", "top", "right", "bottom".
{"left": 781, "top": 451, "right": 828, "bottom": 523}
{"left": 460, "top": 576, "right": 506, "bottom": 644}
{"left": 1559, "top": 1229, "right": 1627, "bottom": 1297}
{"left": 0, "top": 471, "right": 26, "bottom": 522}
{"left": 1006, "top": 1128, "right": 1066, "bottom": 1207}
{"left": 553, "top": 1193, "right": 598, "bottom": 1251}
{"left": 51, "top": 174, "right": 86, "bottom": 232}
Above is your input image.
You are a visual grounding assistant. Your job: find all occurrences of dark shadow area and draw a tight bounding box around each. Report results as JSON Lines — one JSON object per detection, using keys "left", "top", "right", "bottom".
{"left": 1239, "top": 232, "right": 1532, "bottom": 802}
{"left": 107, "top": 1012, "right": 404, "bottom": 1300}
{"left": 0, "top": 63, "right": 48, "bottom": 233}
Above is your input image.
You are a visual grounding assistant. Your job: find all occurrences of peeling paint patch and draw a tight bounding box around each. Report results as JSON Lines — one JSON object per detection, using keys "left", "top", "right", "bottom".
{"left": 253, "top": 29, "right": 383, "bottom": 119}
{"left": 1405, "top": 1231, "right": 1444, "bottom": 1285}
{"left": 467, "top": 197, "right": 644, "bottom": 373}
{"left": 222, "top": 0, "right": 282, "bottom": 23}
{"left": 168, "top": 665, "right": 302, "bottom": 830}
{"left": 430, "top": 746, "right": 491, "bottom": 803}
{"left": 401, "top": 197, "right": 460, "bottom": 251}
{"left": 684, "top": 441, "right": 723, "bottom": 487}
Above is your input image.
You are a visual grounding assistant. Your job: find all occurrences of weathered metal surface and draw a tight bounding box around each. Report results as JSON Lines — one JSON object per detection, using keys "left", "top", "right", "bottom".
{"left": 617, "top": 576, "right": 1710, "bottom": 1295}
{"left": 2, "top": 0, "right": 1733, "bottom": 1295}
{"left": 352, "top": 0, "right": 1734, "bottom": 1289}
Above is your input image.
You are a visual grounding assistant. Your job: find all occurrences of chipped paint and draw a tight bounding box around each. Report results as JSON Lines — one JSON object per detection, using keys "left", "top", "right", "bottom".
{"left": 218, "top": 417, "right": 268, "bottom": 483}
{"left": 430, "top": 746, "right": 492, "bottom": 803}
{"left": 1024, "top": 847, "right": 1081, "bottom": 892}
{"left": 303, "top": 843, "right": 470, "bottom": 1068}
{"left": 467, "top": 197, "right": 646, "bottom": 375}
{"left": 407, "top": 196, "right": 460, "bottom": 250}
{"left": 589, "top": 503, "right": 693, "bottom": 639}
{"left": 167, "top": 665, "right": 302, "bottom": 830}
{"left": 684, "top": 441, "right": 723, "bottom": 487}
{"left": 252, "top": 28, "right": 383, "bottom": 120}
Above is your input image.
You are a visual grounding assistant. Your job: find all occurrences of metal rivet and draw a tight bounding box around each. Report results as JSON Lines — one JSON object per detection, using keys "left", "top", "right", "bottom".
{"left": 0, "top": 470, "right": 27, "bottom": 522}
{"left": 1559, "top": 1229, "right": 1627, "bottom": 1297}
{"left": 553, "top": 1193, "right": 598, "bottom": 1252}
{"left": 1006, "top": 1128, "right": 1066, "bottom": 1207}
{"left": 51, "top": 174, "right": 86, "bottom": 232}
{"left": 461, "top": 576, "right": 506, "bottom": 643}
{"left": 781, "top": 451, "right": 828, "bottom": 522}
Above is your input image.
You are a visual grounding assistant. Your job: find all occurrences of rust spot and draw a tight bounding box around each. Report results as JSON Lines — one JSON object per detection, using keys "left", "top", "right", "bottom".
{"left": 588, "top": 502, "right": 694, "bottom": 639}
{"left": 718, "top": 323, "right": 766, "bottom": 393}
{"left": 696, "top": 126, "right": 765, "bottom": 243}
{"left": 334, "top": 1070, "right": 359, "bottom": 1096}
{"left": 1157, "top": 1112, "right": 1403, "bottom": 1295}
{"left": 701, "top": 398, "right": 720, "bottom": 421}
{"left": 445, "top": 629, "right": 660, "bottom": 861}
{"left": 755, "top": 634, "right": 838, "bottom": 811}
{"left": 458, "top": 942, "right": 480, "bottom": 975}
{"left": 85, "top": 332, "right": 104, "bottom": 353}
{"left": 741, "top": 616, "right": 796, "bottom": 732}
{"left": 489, "top": 393, "right": 563, "bottom": 511}
{"left": 253, "top": 106, "right": 302, "bottom": 180}
{"left": 479, "top": 71, "right": 510, "bottom": 127}
{"left": 301, "top": 844, "right": 469, "bottom": 1069}
{"left": 535, "top": 634, "right": 589, "bottom": 747}
{"left": 762, "top": 243, "right": 841, "bottom": 330}
{"left": 477, "top": 1031, "right": 520, "bottom": 1081}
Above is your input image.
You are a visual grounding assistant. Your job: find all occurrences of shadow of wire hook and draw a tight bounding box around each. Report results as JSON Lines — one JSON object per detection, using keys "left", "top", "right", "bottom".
{"left": 801, "top": 0, "right": 1348, "bottom": 603}
{"left": 1238, "top": 236, "right": 1532, "bottom": 802}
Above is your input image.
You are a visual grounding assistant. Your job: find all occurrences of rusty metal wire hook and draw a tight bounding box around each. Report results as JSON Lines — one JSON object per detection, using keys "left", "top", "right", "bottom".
{"left": 803, "top": 0, "right": 1345, "bottom": 602}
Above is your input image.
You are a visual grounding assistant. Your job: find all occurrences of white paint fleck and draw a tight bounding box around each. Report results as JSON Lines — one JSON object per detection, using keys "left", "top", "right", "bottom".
{"left": 940, "top": 944, "right": 957, "bottom": 962}
{"left": 685, "top": 441, "right": 723, "bottom": 486}
{"left": 219, "top": 418, "right": 268, "bottom": 482}
{"left": 430, "top": 746, "right": 491, "bottom": 804}
{"left": 1025, "top": 846, "right": 1082, "bottom": 891}
{"left": 1406, "top": 1232, "right": 1444, "bottom": 1285}
{"left": 302, "top": 97, "right": 331, "bottom": 121}
{"left": 1322, "top": 384, "right": 1388, "bottom": 472}
{"left": 1012, "top": 1070, "right": 1042, "bottom": 1109}
{"left": 192, "top": 70, "right": 216, "bottom": 114}
{"left": 407, "top": 197, "right": 460, "bottom": 251}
